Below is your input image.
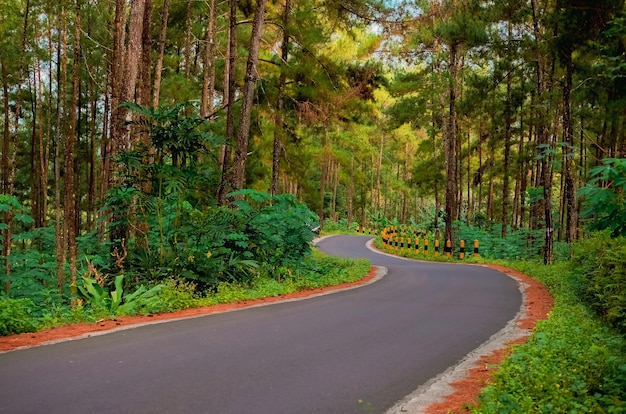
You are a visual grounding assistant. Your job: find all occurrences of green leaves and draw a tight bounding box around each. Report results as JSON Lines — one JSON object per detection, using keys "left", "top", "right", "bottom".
{"left": 77, "top": 275, "right": 164, "bottom": 316}
{"left": 0, "top": 298, "right": 40, "bottom": 336}
{"left": 578, "top": 158, "right": 626, "bottom": 238}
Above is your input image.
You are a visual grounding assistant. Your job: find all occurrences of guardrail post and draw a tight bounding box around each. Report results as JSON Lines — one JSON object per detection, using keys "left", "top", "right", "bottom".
{"left": 474, "top": 240, "right": 479, "bottom": 257}
{"left": 460, "top": 240, "right": 465, "bottom": 260}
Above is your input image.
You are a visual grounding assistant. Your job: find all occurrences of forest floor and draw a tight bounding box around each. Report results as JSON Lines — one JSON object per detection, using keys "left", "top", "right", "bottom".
{"left": 0, "top": 263, "right": 552, "bottom": 413}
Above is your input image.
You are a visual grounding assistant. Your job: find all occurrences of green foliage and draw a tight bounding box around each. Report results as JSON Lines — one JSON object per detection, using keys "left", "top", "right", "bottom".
{"left": 77, "top": 275, "right": 164, "bottom": 317}
{"left": 578, "top": 158, "right": 626, "bottom": 238}
{"left": 473, "top": 259, "right": 626, "bottom": 413}
{"left": 0, "top": 298, "right": 40, "bottom": 336}
{"left": 475, "top": 302, "right": 626, "bottom": 413}
{"left": 570, "top": 232, "right": 626, "bottom": 333}
{"left": 0, "top": 194, "right": 34, "bottom": 241}
{"left": 121, "top": 189, "right": 319, "bottom": 290}
{"left": 322, "top": 218, "right": 358, "bottom": 233}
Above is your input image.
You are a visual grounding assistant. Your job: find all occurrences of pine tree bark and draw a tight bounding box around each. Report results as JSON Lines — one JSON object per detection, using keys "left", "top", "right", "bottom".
{"left": 184, "top": 0, "right": 193, "bottom": 78}
{"left": 232, "top": 0, "right": 267, "bottom": 190}
{"left": 153, "top": 0, "right": 169, "bottom": 108}
{"left": 3, "top": 0, "right": 31, "bottom": 294}
{"left": 201, "top": 0, "right": 217, "bottom": 119}
{"left": 217, "top": 0, "right": 238, "bottom": 205}
{"left": 64, "top": 0, "right": 82, "bottom": 302}
{"left": 271, "top": 0, "right": 291, "bottom": 196}
{"left": 563, "top": 53, "right": 577, "bottom": 244}
{"left": 445, "top": 42, "right": 459, "bottom": 241}
{"left": 531, "top": 0, "right": 554, "bottom": 264}
{"left": 501, "top": 18, "right": 513, "bottom": 237}
{"left": 375, "top": 134, "right": 384, "bottom": 213}
{"left": 55, "top": 8, "right": 68, "bottom": 293}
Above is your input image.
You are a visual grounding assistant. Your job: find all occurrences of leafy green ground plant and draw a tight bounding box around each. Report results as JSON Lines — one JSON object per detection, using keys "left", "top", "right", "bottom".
{"left": 472, "top": 261, "right": 626, "bottom": 413}
{"left": 0, "top": 298, "right": 40, "bottom": 335}
{"left": 570, "top": 232, "right": 626, "bottom": 334}
{"left": 0, "top": 250, "right": 371, "bottom": 336}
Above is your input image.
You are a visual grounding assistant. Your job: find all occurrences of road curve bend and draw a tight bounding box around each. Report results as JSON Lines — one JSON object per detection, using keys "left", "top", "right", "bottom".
{"left": 0, "top": 235, "right": 522, "bottom": 414}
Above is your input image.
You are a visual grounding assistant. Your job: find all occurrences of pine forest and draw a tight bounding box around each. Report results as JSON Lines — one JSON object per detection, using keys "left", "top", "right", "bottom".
{"left": 2, "top": 0, "right": 626, "bottom": 411}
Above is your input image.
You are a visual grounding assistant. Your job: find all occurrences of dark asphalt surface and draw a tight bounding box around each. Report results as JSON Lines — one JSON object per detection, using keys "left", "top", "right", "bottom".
{"left": 0, "top": 235, "right": 522, "bottom": 414}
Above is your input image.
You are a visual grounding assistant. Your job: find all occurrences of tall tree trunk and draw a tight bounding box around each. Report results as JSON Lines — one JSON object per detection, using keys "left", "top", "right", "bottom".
{"left": 445, "top": 42, "right": 459, "bottom": 241}
{"left": 64, "top": 0, "right": 82, "bottom": 303}
{"left": 348, "top": 158, "right": 354, "bottom": 225}
{"left": 563, "top": 52, "right": 577, "bottom": 244}
{"left": 271, "top": 0, "right": 291, "bottom": 196}
{"left": 375, "top": 134, "right": 384, "bottom": 213}
{"left": 35, "top": 58, "right": 48, "bottom": 228}
{"left": 184, "top": 0, "right": 193, "bottom": 78}
{"left": 218, "top": 0, "right": 238, "bottom": 205}
{"left": 318, "top": 137, "right": 328, "bottom": 227}
{"left": 331, "top": 161, "right": 338, "bottom": 221}
{"left": 109, "top": 0, "right": 128, "bottom": 175}
{"left": 501, "top": 18, "right": 513, "bottom": 237}
{"left": 153, "top": 0, "right": 170, "bottom": 108}
{"left": 531, "top": 0, "right": 554, "bottom": 264}
{"left": 201, "top": 0, "right": 217, "bottom": 119}
{"left": 140, "top": 0, "right": 152, "bottom": 108}
{"left": 1, "top": 61, "right": 9, "bottom": 195}
{"left": 122, "top": 0, "right": 145, "bottom": 126}
{"left": 3, "top": 0, "right": 31, "bottom": 294}
{"left": 232, "top": 0, "right": 267, "bottom": 190}
{"left": 55, "top": 8, "right": 68, "bottom": 293}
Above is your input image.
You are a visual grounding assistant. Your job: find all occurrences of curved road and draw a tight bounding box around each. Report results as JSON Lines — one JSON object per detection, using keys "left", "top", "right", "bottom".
{"left": 0, "top": 236, "right": 521, "bottom": 414}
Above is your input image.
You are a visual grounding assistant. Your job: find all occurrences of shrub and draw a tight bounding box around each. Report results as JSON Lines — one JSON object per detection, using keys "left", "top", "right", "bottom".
{"left": 570, "top": 232, "right": 626, "bottom": 333}
{"left": 0, "top": 298, "right": 40, "bottom": 336}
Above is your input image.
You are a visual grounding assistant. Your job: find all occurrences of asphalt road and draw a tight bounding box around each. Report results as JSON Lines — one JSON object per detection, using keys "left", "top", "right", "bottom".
{"left": 0, "top": 235, "right": 522, "bottom": 414}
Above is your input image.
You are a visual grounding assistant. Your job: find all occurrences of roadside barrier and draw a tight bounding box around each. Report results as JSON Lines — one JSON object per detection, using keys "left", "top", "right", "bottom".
{"left": 379, "top": 226, "right": 479, "bottom": 260}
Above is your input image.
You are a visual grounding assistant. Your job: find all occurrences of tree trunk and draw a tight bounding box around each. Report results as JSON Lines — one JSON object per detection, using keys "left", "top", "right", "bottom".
{"left": 318, "top": 138, "right": 328, "bottom": 227}
{"left": 271, "top": 0, "right": 291, "bottom": 196}
{"left": 531, "top": 0, "right": 554, "bottom": 264}
{"left": 201, "top": 0, "right": 217, "bottom": 119}
{"left": 3, "top": 0, "right": 31, "bottom": 294}
{"left": 375, "top": 134, "right": 384, "bottom": 214}
{"left": 55, "top": 8, "right": 68, "bottom": 294}
{"left": 153, "top": 0, "right": 170, "bottom": 108}
{"left": 232, "top": 0, "right": 267, "bottom": 190}
{"left": 184, "top": 0, "right": 193, "bottom": 78}
{"left": 332, "top": 160, "right": 339, "bottom": 221}
{"left": 563, "top": 52, "right": 577, "bottom": 244}
{"left": 217, "top": 0, "right": 238, "bottom": 205}
{"left": 1, "top": 61, "right": 9, "bottom": 195}
{"left": 501, "top": 19, "right": 513, "bottom": 237}
{"left": 140, "top": 0, "right": 152, "bottom": 108}
{"left": 64, "top": 0, "right": 82, "bottom": 303}
{"left": 445, "top": 42, "right": 459, "bottom": 241}
{"left": 348, "top": 158, "right": 354, "bottom": 225}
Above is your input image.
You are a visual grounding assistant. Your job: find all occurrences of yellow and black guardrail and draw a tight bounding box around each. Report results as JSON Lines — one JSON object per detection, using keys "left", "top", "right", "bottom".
{"left": 375, "top": 226, "right": 479, "bottom": 260}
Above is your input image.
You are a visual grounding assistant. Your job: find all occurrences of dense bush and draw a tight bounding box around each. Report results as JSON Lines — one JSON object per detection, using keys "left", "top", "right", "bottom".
{"left": 0, "top": 298, "right": 40, "bottom": 335}
{"left": 570, "top": 232, "right": 626, "bottom": 334}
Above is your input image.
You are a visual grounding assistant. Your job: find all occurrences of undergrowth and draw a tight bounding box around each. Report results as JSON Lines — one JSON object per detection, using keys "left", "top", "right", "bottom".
{"left": 0, "top": 250, "right": 370, "bottom": 336}
{"left": 472, "top": 260, "right": 626, "bottom": 413}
